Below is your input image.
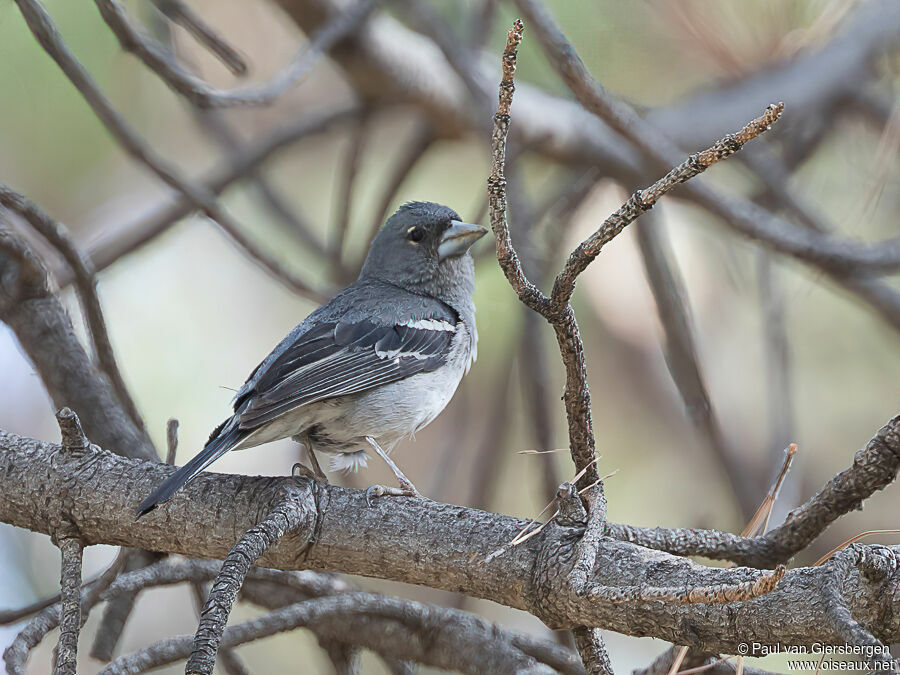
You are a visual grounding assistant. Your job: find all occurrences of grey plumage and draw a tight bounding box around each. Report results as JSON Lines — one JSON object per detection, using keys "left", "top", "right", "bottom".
{"left": 138, "top": 202, "right": 485, "bottom": 516}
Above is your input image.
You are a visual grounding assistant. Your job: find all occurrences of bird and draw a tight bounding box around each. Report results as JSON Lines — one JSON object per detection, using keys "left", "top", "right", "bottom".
{"left": 138, "top": 201, "right": 487, "bottom": 516}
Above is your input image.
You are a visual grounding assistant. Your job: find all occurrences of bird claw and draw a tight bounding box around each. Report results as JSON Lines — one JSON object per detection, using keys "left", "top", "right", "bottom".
{"left": 292, "top": 462, "right": 328, "bottom": 483}
{"left": 365, "top": 483, "right": 421, "bottom": 507}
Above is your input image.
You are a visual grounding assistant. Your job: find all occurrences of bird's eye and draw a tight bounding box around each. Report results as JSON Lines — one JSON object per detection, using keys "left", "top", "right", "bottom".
{"left": 407, "top": 227, "right": 425, "bottom": 243}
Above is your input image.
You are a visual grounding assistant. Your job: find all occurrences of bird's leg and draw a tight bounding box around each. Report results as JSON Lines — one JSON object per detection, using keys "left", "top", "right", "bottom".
{"left": 291, "top": 433, "right": 328, "bottom": 483}
{"left": 363, "top": 436, "right": 423, "bottom": 506}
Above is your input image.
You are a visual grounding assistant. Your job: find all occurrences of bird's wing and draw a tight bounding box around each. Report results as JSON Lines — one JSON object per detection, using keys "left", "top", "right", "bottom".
{"left": 234, "top": 315, "right": 459, "bottom": 430}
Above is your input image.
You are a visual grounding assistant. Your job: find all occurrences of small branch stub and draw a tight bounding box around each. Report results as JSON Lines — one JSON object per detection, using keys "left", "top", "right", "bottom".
{"left": 56, "top": 407, "right": 90, "bottom": 454}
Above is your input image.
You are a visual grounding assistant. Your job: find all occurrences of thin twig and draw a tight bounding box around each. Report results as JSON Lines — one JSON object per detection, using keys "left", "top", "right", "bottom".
{"left": 364, "top": 121, "right": 435, "bottom": 252}
{"left": 331, "top": 112, "right": 371, "bottom": 274}
{"left": 104, "top": 593, "right": 579, "bottom": 675}
{"left": 488, "top": 19, "right": 601, "bottom": 490}
{"left": 80, "top": 104, "right": 358, "bottom": 280}
{"left": 551, "top": 103, "right": 784, "bottom": 308}
{"left": 151, "top": 0, "right": 248, "bottom": 75}
{"left": 94, "top": 0, "right": 378, "bottom": 108}
{"left": 635, "top": 207, "right": 757, "bottom": 518}
{"left": 488, "top": 20, "right": 551, "bottom": 317}
{"left": 14, "top": 0, "right": 328, "bottom": 303}
{"left": 606, "top": 415, "right": 900, "bottom": 567}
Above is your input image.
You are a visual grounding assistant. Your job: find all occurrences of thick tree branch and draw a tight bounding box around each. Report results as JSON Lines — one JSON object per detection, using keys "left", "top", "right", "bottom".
{"left": 188, "top": 486, "right": 318, "bottom": 674}
{"left": 0, "top": 228, "right": 157, "bottom": 462}
{"left": 0, "top": 185, "right": 145, "bottom": 433}
{"left": 1, "top": 423, "right": 898, "bottom": 654}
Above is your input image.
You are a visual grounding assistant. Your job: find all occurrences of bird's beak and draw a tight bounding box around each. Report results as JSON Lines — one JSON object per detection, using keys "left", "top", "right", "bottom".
{"left": 438, "top": 220, "right": 488, "bottom": 261}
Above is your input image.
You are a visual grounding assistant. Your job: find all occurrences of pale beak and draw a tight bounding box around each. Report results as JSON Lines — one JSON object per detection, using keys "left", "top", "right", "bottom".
{"left": 438, "top": 220, "right": 488, "bottom": 261}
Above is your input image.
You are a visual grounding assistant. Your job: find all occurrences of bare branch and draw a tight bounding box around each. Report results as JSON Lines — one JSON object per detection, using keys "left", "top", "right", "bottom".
{"left": 550, "top": 103, "right": 784, "bottom": 308}
{"left": 105, "top": 593, "right": 580, "bottom": 675}
{"left": 364, "top": 120, "right": 435, "bottom": 247}
{"left": 490, "top": 21, "right": 780, "bottom": 496}
{"left": 0, "top": 227, "right": 157, "bottom": 461}
{"left": 559, "top": 483, "right": 615, "bottom": 675}
{"left": 54, "top": 536, "right": 84, "bottom": 675}
{"left": 572, "top": 628, "right": 613, "bottom": 675}
{"left": 635, "top": 209, "right": 758, "bottom": 518}
{"left": 606, "top": 415, "right": 900, "bottom": 567}
{"left": 3, "top": 423, "right": 898, "bottom": 653}
{"left": 189, "top": 583, "right": 249, "bottom": 675}
{"left": 820, "top": 545, "right": 899, "bottom": 673}
{"left": 151, "top": 0, "right": 248, "bottom": 76}
{"left": 94, "top": 0, "right": 378, "bottom": 108}
{"left": 14, "top": 0, "right": 329, "bottom": 303}
{"left": 3, "top": 549, "right": 125, "bottom": 675}
{"left": 188, "top": 486, "right": 317, "bottom": 674}
{"left": 80, "top": 104, "right": 358, "bottom": 280}
{"left": 7, "top": 556, "right": 572, "bottom": 674}
{"left": 488, "top": 20, "right": 551, "bottom": 317}
{"left": 514, "top": 0, "right": 900, "bottom": 276}
{"left": 0, "top": 185, "right": 145, "bottom": 432}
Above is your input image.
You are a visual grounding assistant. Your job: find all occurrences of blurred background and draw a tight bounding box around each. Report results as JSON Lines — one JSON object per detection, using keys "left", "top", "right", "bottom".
{"left": 0, "top": 0, "right": 898, "bottom": 672}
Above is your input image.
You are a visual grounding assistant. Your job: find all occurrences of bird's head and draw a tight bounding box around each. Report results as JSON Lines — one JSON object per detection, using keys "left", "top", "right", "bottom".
{"left": 359, "top": 202, "right": 487, "bottom": 301}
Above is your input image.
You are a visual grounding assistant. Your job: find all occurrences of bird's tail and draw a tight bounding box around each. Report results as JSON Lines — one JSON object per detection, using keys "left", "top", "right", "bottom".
{"left": 136, "top": 417, "right": 248, "bottom": 518}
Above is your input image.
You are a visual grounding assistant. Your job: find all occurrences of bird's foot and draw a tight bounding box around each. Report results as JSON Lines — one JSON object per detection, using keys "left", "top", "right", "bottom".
{"left": 292, "top": 434, "right": 329, "bottom": 483}
{"left": 363, "top": 436, "right": 424, "bottom": 506}
{"left": 292, "top": 462, "right": 329, "bottom": 483}
{"left": 365, "top": 482, "right": 422, "bottom": 506}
